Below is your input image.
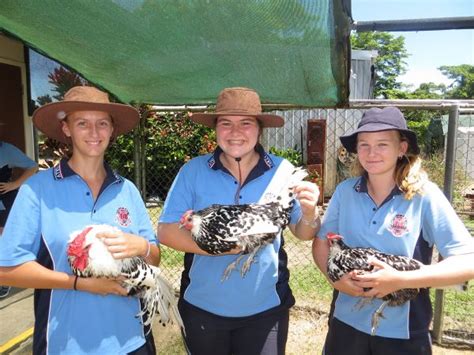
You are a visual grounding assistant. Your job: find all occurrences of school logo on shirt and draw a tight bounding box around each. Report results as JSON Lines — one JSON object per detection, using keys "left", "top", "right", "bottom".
{"left": 388, "top": 214, "right": 408, "bottom": 237}
{"left": 116, "top": 207, "right": 131, "bottom": 227}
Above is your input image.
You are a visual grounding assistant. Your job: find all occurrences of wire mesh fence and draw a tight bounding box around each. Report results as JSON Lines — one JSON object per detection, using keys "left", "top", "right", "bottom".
{"left": 37, "top": 105, "right": 474, "bottom": 348}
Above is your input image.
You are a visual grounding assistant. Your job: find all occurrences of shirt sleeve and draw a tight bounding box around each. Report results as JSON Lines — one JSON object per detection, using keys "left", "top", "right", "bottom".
{"left": 317, "top": 183, "right": 342, "bottom": 240}
{"left": 0, "top": 179, "right": 42, "bottom": 266}
{"left": 159, "top": 163, "right": 195, "bottom": 224}
{"left": 3, "top": 143, "right": 37, "bottom": 169}
{"left": 421, "top": 182, "right": 474, "bottom": 257}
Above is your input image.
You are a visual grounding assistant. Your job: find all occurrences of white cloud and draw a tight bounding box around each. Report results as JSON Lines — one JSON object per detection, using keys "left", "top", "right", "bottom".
{"left": 399, "top": 68, "right": 454, "bottom": 89}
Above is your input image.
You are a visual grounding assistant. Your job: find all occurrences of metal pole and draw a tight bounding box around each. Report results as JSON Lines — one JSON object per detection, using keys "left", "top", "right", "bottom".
{"left": 133, "top": 106, "right": 143, "bottom": 194}
{"left": 443, "top": 105, "right": 459, "bottom": 201}
{"left": 432, "top": 104, "right": 459, "bottom": 344}
{"left": 140, "top": 113, "right": 147, "bottom": 199}
{"left": 354, "top": 16, "right": 474, "bottom": 32}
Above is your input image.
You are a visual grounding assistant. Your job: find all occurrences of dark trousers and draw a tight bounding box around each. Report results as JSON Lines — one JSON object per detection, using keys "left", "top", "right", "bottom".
{"left": 324, "top": 317, "right": 432, "bottom": 355}
{"left": 179, "top": 300, "right": 290, "bottom": 355}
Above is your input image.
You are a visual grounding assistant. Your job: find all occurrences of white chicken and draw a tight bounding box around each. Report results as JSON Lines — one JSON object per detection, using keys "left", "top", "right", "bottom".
{"left": 67, "top": 224, "right": 183, "bottom": 332}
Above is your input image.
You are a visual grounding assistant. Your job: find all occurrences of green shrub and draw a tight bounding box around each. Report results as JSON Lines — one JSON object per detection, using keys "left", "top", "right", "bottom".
{"left": 269, "top": 146, "right": 303, "bottom": 166}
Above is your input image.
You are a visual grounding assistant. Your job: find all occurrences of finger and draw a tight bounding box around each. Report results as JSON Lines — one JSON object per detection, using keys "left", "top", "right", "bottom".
{"left": 103, "top": 236, "right": 126, "bottom": 246}
{"left": 111, "top": 251, "right": 128, "bottom": 259}
{"left": 97, "top": 231, "right": 119, "bottom": 240}
{"left": 367, "top": 257, "right": 387, "bottom": 269}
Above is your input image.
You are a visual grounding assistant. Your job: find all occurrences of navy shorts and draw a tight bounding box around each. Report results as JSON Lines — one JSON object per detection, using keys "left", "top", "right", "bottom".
{"left": 323, "top": 317, "right": 432, "bottom": 355}
{"left": 179, "top": 300, "right": 290, "bottom": 355}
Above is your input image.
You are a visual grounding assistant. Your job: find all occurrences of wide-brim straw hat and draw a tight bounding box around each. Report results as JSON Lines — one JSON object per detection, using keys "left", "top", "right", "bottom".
{"left": 340, "top": 107, "right": 420, "bottom": 154}
{"left": 190, "top": 87, "right": 284, "bottom": 128}
{"left": 32, "top": 86, "right": 139, "bottom": 144}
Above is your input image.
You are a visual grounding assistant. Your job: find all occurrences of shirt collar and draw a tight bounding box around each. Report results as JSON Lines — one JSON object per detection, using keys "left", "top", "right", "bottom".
{"left": 207, "top": 144, "right": 274, "bottom": 186}
{"left": 353, "top": 175, "right": 402, "bottom": 202}
{"left": 53, "top": 158, "right": 122, "bottom": 185}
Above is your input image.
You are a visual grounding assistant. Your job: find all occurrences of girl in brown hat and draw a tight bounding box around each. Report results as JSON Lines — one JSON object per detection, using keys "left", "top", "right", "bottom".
{"left": 158, "top": 87, "right": 321, "bottom": 354}
{"left": 313, "top": 107, "right": 474, "bottom": 354}
{"left": 0, "top": 86, "right": 159, "bottom": 354}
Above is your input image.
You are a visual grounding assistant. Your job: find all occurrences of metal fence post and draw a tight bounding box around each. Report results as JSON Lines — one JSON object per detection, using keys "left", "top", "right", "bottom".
{"left": 432, "top": 104, "right": 460, "bottom": 344}
{"left": 133, "top": 106, "right": 145, "bottom": 196}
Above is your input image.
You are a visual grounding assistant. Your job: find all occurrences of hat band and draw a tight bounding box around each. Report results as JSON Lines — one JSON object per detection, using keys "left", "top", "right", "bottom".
{"left": 215, "top": 108, "right": 262, "bottom": 115}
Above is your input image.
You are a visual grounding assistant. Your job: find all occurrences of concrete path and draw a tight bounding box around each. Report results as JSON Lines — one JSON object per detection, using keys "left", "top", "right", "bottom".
{"left": 0, "top": 288, "right": 34, "bottom": 354}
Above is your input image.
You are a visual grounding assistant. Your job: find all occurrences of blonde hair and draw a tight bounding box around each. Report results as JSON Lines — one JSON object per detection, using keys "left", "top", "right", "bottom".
{"left": 350, "top": 133, "right": 428, "bottom": 200}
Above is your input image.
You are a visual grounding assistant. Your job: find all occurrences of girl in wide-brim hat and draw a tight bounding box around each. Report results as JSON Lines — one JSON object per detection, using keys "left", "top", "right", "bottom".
{"left": 0, "top": 86, "right": 160, "bottom": 354}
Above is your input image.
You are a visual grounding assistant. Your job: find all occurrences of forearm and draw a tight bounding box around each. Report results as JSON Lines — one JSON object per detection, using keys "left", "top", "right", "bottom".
{"left": 157, "top": 223, "right": 210, "bottom": 255}
{"left": 291, "top": 214, "right": 321, "bottom": 241}
{"left": 399, "top": 254, "right": 474, "bottom": 289}
{"left": 0, "top": 261, "right": 75, "bottom": 290}
{"left": 144, "top": 243, "right": 161, "bottom": 266}
{"left": 312, "top": 237, "right": 329, "bottom": 277}
{"left": 14, "top": 166, "right": 38, "bottom": 187}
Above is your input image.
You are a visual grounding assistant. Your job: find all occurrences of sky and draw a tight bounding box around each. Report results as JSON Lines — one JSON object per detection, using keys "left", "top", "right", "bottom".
{"left": 352, "top": 0, "right": 474, "bottom": 89}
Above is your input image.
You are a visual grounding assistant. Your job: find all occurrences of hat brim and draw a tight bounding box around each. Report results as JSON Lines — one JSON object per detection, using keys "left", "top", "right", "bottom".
{"left": 32, "top": 101, "right": 139, "bottom": 144}
{"left": 340, "top": 123, "right": 420, "bottom": 155}
{"left": 189, "top": 112, "right": 284, "bottom": 128}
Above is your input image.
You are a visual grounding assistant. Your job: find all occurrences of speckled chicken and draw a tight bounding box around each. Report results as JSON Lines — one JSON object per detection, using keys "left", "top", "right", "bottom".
{"left": 180, "top": 167, "right": 308, "bottom": 280}
{"left": 326, "top": 232, "right": 423, "bottom": 335}
{"left": 67, "top": 224, "right": 183, "bottom": 332}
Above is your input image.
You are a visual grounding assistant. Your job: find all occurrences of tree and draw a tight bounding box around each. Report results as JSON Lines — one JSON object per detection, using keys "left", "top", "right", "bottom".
{"left": 439, "top": 64, "right": 474, "bottom": 99}
{"left": 351, "top": 32, "right": 408, "bottom": 98}
{"left": 48, "top": 66, "right": 86, "bottom": 100}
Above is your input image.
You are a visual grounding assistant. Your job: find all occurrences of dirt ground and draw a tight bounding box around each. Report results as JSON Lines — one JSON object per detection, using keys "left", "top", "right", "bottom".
{"left": 153, "top": 303, "right": 473, "bottom": 355}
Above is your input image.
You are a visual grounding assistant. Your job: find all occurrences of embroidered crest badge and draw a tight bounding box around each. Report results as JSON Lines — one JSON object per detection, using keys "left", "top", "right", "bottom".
{"left": 116, "top": 207, "right": 131, "bottom": 227}
{"left": 387, "top": 214, "right": 408, "bottom": 237}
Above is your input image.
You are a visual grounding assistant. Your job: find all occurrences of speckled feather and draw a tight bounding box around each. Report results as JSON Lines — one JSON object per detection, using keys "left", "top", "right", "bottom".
{"left": 327, "top": 234, "right": 422, "bottom": 306}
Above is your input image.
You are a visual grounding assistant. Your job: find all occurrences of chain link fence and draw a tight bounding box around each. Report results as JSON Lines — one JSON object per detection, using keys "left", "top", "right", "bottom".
{"left": 37, "top": 105, "right": 473, "bottom": 348}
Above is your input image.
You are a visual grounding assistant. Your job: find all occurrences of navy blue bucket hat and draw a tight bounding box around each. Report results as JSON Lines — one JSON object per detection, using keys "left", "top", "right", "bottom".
{"left": 340, "top": 107, "right": 420, "bottom": 154}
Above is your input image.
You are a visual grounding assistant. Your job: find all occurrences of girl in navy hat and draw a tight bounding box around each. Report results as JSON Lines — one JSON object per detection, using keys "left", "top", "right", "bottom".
{"left": 313, "top": 107, "right": 474, "bottom": 354}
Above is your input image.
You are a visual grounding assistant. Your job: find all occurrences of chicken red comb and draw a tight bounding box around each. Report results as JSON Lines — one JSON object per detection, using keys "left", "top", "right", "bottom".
{"left": 67, "top": 226, "right": 93, "bottom": 256}
{"left": 326, "top": 232, "right": 343, "bottom": 240}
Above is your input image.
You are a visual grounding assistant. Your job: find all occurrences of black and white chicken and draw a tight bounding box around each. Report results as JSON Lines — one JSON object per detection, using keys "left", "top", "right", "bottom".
{"left": 179, "top": 167, "right": 308, "bottom": 280}
{"left": 326, "top": 232, "right": 423, "bottom": 335}
{"left": 67, "top": 224, "right": 183, "bottom": 332}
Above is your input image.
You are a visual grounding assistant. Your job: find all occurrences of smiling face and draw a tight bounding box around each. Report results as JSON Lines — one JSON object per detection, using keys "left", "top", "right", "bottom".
{"left": 356, "top": 130, "right": 408, "bottom": 178}
{"left": 215, "top": 115, "right": 261, "bottom": 160}
{"left": 61, "top": 110, "right": 114, "bottom": 158}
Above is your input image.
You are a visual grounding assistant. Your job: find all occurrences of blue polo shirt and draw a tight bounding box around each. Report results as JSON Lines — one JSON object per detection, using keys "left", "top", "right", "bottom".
{"left": 159, "top": 146, "right": 301, "bottom": 317}
{"left": 0, "top": 141, "right": 37, "bottom": 210}
{"left": 0, "top": 159, "right": 157, "bottom": 354}
{"left": 318, "top": 176, "right": 474, "bottom": 339}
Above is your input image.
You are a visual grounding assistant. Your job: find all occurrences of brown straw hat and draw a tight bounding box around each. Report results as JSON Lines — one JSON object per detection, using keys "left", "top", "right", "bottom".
{"left": 32, "top": 86, "right": 140, "bottom": 144}
{"left": 190, "top": 87, "right": 284, "bottom": 128}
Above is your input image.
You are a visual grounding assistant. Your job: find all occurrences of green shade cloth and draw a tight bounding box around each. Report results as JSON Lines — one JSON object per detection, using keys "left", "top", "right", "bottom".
{"left": 0, "top": 0, "right": 351, "bottom": 107}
